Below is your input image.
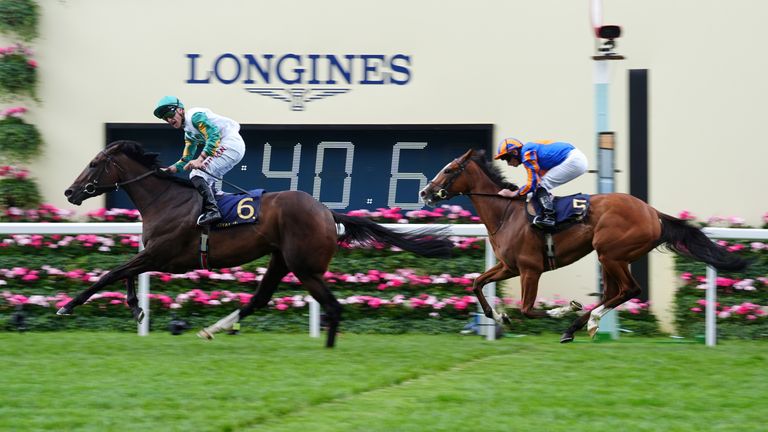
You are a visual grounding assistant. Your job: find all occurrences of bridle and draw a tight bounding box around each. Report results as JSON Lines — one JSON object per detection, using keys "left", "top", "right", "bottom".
{"left": 427, "top": 155, "right": 516, "bottom": 235}
{"left": 81, "top": 151, "right": 157, "bottom": 196}
{"left": 427, "top": 157, "right": 468, "bottom": 200}
{"left": 427, "top": 156, "right": 511, "bottom": 200}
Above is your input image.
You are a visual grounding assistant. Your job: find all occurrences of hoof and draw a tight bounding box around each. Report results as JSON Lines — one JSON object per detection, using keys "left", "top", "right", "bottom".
{"left": 570, "top": 300, "right": 583, "bottom": 311}
{"left": 588, "top": 326, "right": 599, "bottom": 339}
{"left": 133, "top": 308, "right": 145, "bottom": 324}
{"left": 56, "top": 307, "right": 72, "bottom": 316}
{"left": 560, "top": 333, "right": 574, "bottom": 343}
{"left": 502, "top": 313, "right": 512, "bottom": 326}
{"left": 197, "top": 329, "right": 214, "bottom": 340}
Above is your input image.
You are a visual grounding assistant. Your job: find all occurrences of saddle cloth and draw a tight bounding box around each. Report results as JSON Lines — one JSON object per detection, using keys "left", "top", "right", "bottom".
{"left": 211, "top": 189, "right": 265, "bottom": 230}
{"left": 527, "top": 193, "right": 590, "bottom": 229}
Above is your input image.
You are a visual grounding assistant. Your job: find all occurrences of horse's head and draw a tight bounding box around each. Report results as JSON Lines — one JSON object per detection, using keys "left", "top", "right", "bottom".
{"left": 419, "top": 148, "right": 478, "bottom": 207}
{"left": 64, "top": 140, "right": 159, "bottom": 205}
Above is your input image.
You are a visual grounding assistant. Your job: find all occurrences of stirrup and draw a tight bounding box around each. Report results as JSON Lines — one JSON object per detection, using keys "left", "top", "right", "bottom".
{"left": 533, "top": 215, "right": 556, "bottom": 228}
{"left": 197, "top": 211, "right": 222, "bottom": 226}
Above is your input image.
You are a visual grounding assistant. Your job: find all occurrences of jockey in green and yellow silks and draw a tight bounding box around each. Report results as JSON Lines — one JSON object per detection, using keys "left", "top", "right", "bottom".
{"left": 154, "top": 96, "right": 246, "bottom": 227}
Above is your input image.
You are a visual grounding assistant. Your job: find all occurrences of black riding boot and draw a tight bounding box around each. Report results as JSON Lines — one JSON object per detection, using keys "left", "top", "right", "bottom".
{"left": 190, "top": 177, "right": 222, "bottom": 226}
{"left": 533, "top": 187, "right": 556, "bottom": 228}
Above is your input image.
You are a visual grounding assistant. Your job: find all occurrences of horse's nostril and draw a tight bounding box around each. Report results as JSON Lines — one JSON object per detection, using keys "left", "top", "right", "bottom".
{"left": 64, "top": 189, "right": 73, "bottom": 197}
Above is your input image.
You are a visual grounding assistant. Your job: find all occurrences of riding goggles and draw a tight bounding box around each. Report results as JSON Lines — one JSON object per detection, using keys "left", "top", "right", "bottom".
{"left": 159, "top": 106, "right": 179, "bottom": 120}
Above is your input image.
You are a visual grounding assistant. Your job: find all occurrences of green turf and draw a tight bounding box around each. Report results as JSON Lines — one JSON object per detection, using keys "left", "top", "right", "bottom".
{"left": 0, "top": 332, "right": 766, "bottom": 432}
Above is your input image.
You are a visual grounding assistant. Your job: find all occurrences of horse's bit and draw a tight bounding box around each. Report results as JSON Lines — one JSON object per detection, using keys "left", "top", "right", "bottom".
{"left": 81, "top": 151, "right": 155, "bottom": 195}
{"left": 428, "top": 157, "right": 468, "bottom": 200}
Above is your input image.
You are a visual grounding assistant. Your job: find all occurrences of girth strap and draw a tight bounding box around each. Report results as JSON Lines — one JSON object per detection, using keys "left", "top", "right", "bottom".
{"left": 200, "top": 227, "right": 211, "bottom": 270}
{"left": 544, "top": 233, "right": 557, "bottom": 271}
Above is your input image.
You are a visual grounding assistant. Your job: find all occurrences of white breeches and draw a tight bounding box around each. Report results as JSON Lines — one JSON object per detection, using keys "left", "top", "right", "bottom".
{"left": 190, "top": 133, "right": 246, "bottom": 188}
{"left": 539, "top": 149, "right": 588, "bottom": 191}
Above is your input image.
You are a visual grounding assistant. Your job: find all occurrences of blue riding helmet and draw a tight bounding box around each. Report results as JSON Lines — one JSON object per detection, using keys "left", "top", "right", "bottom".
{"left": 153, "top": 96, "right": 184, "bottom": 119}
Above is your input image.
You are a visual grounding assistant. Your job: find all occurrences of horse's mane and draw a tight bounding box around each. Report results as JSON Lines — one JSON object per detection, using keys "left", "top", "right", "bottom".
{"left": 470, "top": 152, "right": 519, "bottom": 191}
{"left": 107, "top": 140, "right": 193, "bottom": 188}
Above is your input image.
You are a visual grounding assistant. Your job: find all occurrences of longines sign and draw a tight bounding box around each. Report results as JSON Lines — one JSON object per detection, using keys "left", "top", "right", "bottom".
{"left": 185, "top": 53, "right": 413, "bottom": 111}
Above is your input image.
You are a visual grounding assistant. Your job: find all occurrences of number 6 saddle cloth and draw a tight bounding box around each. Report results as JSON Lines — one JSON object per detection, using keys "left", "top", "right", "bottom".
{"left": 212, "top": 189, "right": 265, "bottom": 230}
{"left": 526, "top": 193, "right": 590, "bottom": 232}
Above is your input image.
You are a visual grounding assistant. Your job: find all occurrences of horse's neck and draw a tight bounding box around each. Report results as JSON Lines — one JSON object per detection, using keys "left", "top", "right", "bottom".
{"left": 122, "top": 175, "right": 194, "bottom": 222}
{"left": 467, "top": 170, "right": 523, "bottom": 234}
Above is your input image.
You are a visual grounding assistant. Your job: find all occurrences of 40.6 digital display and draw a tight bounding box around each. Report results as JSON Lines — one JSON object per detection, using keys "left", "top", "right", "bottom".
{"left": 105, "top": 124, "right": 492, "bottom": 214}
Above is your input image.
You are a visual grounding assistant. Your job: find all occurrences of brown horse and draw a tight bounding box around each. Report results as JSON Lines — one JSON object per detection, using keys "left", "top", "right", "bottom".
{"left": 62, "top": 140, "right": 453, "bottom": 348}
{"left": 419, "top": 149, "right": 748, "bottom": 343}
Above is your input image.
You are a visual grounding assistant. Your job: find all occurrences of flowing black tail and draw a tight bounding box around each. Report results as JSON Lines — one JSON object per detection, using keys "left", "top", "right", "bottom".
{"left": 332, "top": 212, "right": 453, "bottom": 258}
{"left": 658, "top": 213, "right": 748, "bottom": 272}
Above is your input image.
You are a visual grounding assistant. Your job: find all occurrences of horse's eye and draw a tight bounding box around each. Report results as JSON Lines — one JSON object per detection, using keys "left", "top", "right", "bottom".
{"left": 443, "top": 168, "right": 452, "bottom": 174}
{"left": 89, "top": 162, "right": 96, "bottom": 168}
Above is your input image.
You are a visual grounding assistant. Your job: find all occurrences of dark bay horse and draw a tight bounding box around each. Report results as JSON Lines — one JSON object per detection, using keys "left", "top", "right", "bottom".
{"left": 419, "top": 149, "right": 748, "bottom": 343}
{"left": 62, "top": 140, "right": 453, "bottom": 348}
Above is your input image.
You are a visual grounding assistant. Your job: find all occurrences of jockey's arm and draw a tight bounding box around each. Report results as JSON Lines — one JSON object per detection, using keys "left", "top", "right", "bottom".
{"left": 172, "top": 138, "right": 196, "bottom": 172}
{"left": 516, "top": 150, "right": 541, "bottom": 196}
{"left": 191, "top": 111, "right": 222, "bottom": 159}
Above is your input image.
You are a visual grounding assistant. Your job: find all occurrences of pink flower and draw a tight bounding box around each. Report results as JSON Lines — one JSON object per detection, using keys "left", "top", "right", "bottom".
{"left": 678, "top": 210, "right": 696, "bottom": 221}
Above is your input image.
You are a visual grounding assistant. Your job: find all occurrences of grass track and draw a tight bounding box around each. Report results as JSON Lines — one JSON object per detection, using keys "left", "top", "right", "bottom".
{"left": 1, "top": 332, "right": 766, "bottom": 431}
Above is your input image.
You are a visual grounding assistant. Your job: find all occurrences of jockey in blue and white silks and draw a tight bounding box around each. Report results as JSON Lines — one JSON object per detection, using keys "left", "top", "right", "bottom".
{"left": 495, "top": 137, "right": 588, "bottom": 228}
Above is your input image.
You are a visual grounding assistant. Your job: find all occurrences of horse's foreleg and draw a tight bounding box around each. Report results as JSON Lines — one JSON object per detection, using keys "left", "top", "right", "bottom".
{"left": 519, "top": 270, "right": 548, "bottom": 319}
{"left": 57, "top": 253, "right": 152, "bottom": 316}
{"left": 471, "top": 262, "right": 515, "bottom": 324}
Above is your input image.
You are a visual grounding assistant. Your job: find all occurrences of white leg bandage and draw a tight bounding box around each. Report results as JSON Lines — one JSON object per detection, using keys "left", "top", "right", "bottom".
{"left": 546, "top": 300, "right": 583, "bottom": 318}
{"left": 587, "top": 305, "right": 611, "bottom": 337}
{"left": 199, "top": 310, "right": 240, "bottom": 339}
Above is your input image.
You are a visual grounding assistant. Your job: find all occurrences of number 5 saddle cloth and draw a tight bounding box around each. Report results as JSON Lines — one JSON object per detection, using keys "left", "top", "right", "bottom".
{"left": 526, "top": 193, "right": 591, "bottom": 232}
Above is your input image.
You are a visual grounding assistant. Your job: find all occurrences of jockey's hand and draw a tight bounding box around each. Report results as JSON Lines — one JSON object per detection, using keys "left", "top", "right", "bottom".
{"left": 184, "top": 156, "right": 206, "bottom": 172}
{"left": 163, "top": 166, "right": 178, "bottom": 174}
{"left": 498, "top": 189, "right": 519, "bottom": 198}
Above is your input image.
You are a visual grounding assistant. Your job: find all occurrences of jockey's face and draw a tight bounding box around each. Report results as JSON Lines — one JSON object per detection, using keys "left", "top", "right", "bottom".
{"left": 164, "top": 107, "right": 184, "bottom": 129}
{"left": 502, "top": 150, "right": 521, "bottom": 167}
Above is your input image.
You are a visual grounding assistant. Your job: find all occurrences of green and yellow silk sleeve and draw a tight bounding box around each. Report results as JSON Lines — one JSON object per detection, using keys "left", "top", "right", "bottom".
{"left": 191, "top": 111, "right": 222, "bottom": 157}
{"left": 173, "top": 138, "right": 197, "bottom": 171}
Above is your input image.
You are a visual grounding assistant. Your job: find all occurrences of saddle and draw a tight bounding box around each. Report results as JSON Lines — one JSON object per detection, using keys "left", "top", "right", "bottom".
{"left": 525, "top": 193, "right": 590, "bottom": 233}
{"left": 199, "top": 188, "right": 265, "bottom": 270}
{"left": 211, "top": 189, "right": 265, "bottom": 230}
{"left": 525, "top": 193, "right": 590, "bottom": 271}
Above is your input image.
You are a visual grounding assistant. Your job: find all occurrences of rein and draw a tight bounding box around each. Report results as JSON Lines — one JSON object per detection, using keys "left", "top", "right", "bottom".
{"left": 82, "top": 152, "right": 159, "bottom": 195}
{"left": 430, "top": 157, "right": 520, "bottom": 236}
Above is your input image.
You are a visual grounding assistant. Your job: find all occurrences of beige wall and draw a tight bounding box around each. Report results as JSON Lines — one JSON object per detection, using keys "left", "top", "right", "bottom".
{"left": 5, "top": 0, "right": 767, "bottom": 331}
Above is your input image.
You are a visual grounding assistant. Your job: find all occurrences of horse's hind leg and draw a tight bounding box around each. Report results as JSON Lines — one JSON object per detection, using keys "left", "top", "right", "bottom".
{"left": 585, "top": 260, "right": 641, "bottom": 338}
{"left": 199, "top": 252, "right": 288, "bottom": 340}
{"left": 125, "top": 277, "right": 145, "bottom": 323}
{"left": 561, "top": 268, "right": 617, "bottom": 343}
{"left": 296, "top": 272, "right": 341, "bottom": 348}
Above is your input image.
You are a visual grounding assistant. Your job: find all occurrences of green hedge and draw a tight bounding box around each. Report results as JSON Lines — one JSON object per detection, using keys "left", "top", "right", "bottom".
{"left": 672, "top": 237, "right": 768, "bottom": 339}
